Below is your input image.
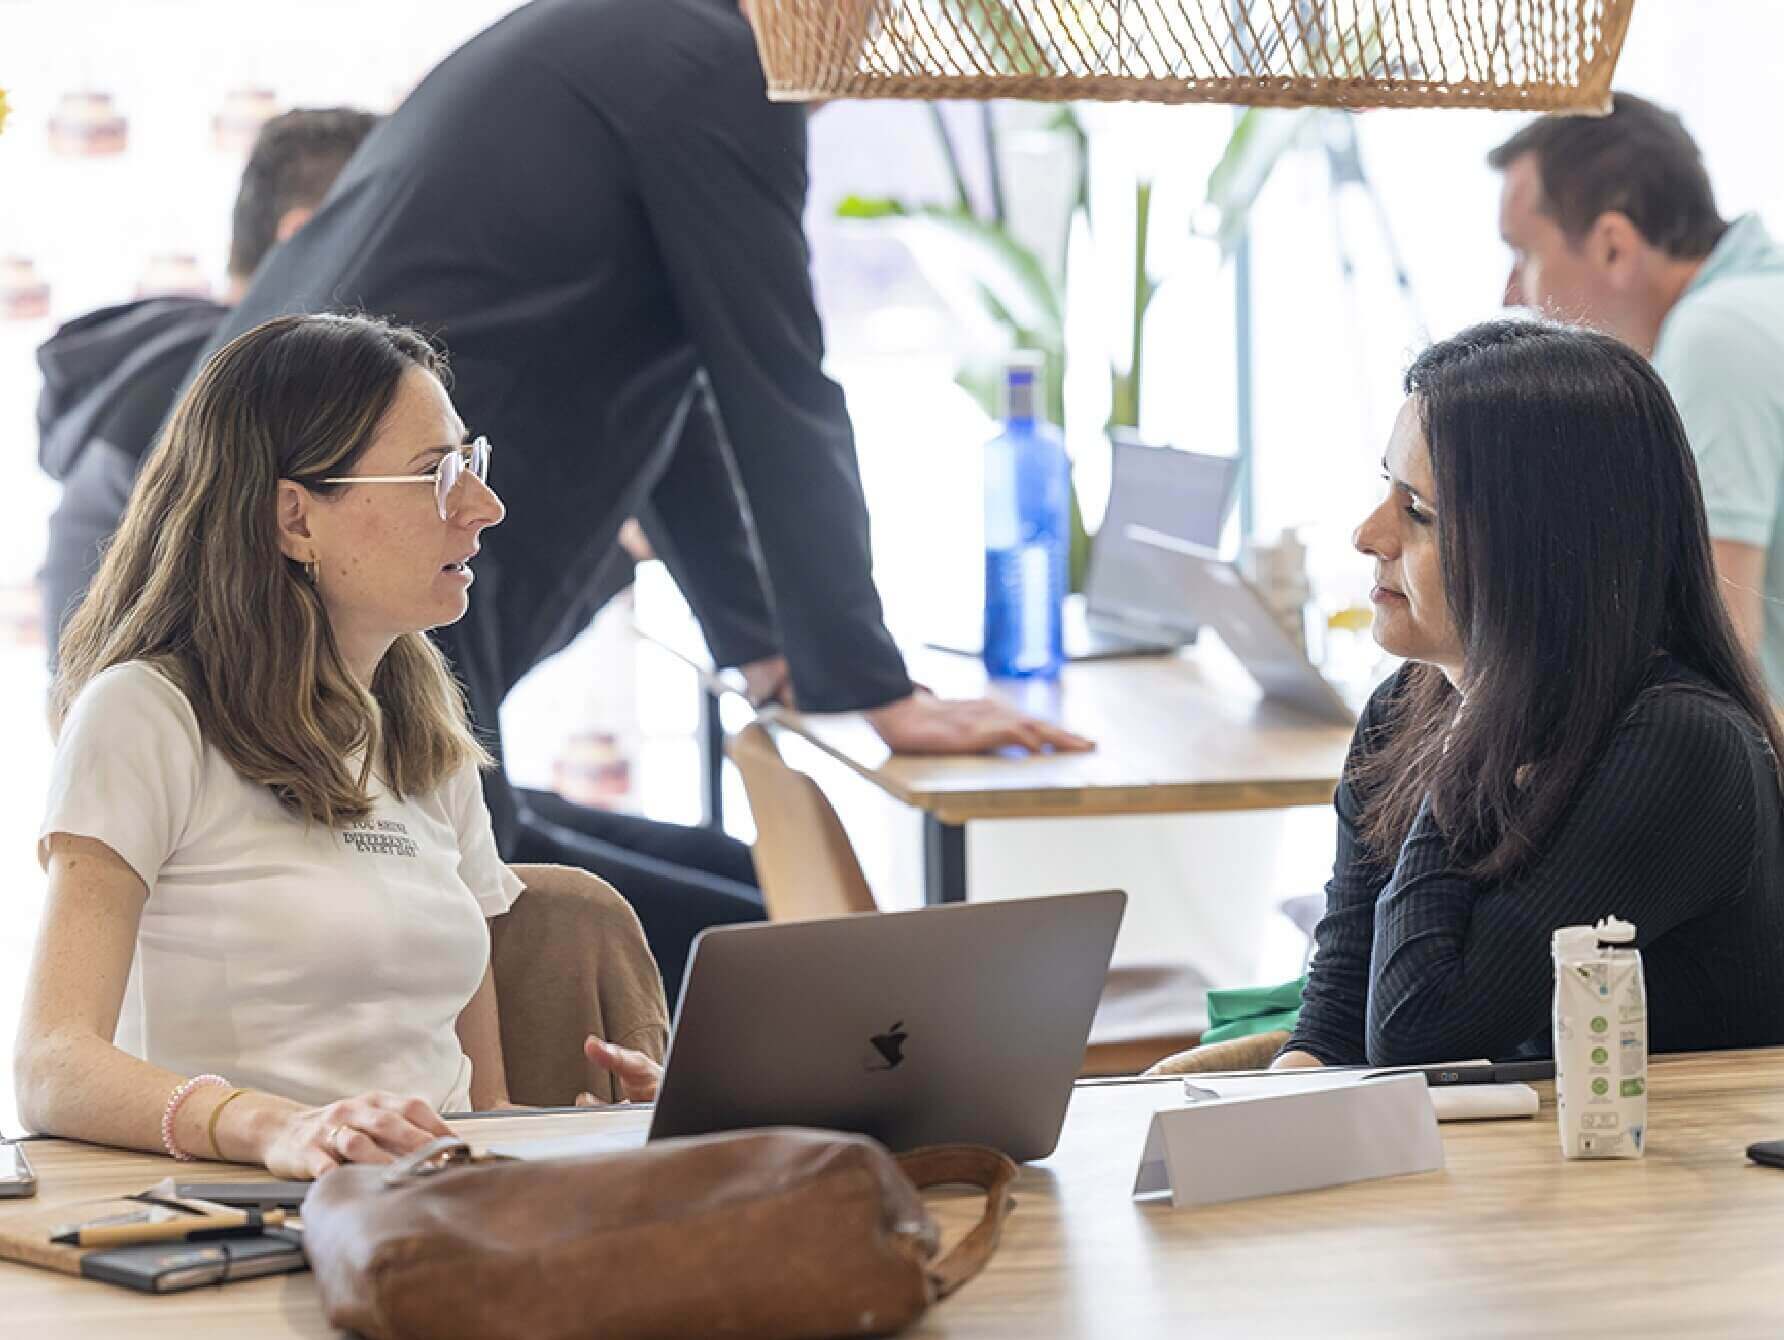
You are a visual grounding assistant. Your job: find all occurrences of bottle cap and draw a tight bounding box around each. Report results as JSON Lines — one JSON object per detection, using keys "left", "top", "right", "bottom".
{"left": 1000, "top": 352, "right": 1045, "bottom": 422}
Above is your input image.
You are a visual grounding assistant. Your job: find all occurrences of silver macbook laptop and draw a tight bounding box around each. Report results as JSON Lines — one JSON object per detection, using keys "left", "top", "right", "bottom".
{"left": 647, "top": 890, "right": 1126, "bottom": 1162}
{"left": 1125, "top": 525, "right": 1357, "bottom": 726}
{"left": 930, "top": 437, "right": 1239, "bottom": 662}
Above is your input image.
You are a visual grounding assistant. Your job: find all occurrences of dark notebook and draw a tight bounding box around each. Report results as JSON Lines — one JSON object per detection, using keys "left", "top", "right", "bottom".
{"left": 80, "top": 1228, "right": 307, "bottom": 1293}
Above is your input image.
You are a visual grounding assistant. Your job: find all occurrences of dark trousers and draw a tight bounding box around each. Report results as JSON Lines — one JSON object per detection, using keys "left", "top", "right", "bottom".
{"left": 511, "top": 788, "right": 765, "bottom": 1008}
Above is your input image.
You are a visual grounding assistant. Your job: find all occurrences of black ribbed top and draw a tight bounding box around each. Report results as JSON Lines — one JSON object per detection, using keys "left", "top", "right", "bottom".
{"left": 1287, "top": 658, "right": 1784, "bottom": 1066}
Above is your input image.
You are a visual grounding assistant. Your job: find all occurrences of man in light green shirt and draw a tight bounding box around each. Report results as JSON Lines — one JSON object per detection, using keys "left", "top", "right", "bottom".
{"left": 1490, "top": 94, "right": 1784, "bottom": 698}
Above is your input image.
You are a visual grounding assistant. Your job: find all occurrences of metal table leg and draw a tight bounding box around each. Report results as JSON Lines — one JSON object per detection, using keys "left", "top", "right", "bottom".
{"left": 700, "top": 688, "right": 724, "bottom": 832}
{"left": 922, "top": 815, "right": 966, "bottom": 905}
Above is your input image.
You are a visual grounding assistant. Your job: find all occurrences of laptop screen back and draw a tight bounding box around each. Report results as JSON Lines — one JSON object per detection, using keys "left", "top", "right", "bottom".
{"left": 648, "top": 891, "right": 1126, "bottom": 1162}
{"left": 1086, "top": 436, "right": 1240, "bottom": 636}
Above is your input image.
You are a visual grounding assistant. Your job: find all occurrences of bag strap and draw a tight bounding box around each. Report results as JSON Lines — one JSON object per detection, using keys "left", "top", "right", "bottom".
{"left": 896, "top": 1145, "right": 1019, "bottom": 1299}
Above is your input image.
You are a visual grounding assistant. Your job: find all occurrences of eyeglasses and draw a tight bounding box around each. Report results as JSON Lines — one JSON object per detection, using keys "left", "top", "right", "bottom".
{"left": 314, "top": 437, "right": 492, "bottom": 521}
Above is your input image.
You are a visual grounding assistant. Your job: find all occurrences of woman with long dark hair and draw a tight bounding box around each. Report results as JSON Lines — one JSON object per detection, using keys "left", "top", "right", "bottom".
{"left": 1279, "top": 318, "right": 1784, "bottom": 1067}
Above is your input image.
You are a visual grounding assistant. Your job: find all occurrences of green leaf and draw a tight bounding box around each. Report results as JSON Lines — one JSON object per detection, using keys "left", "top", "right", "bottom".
{"left": 1203, "top": 107, "right": 1314, "bottom": 258}
{"left": 954, "top": 356, "right": 1002, "bottom": 422}
{"left": 1202, "top": 11, "right": 1389, "bottom": 258}
{"left": 954, "top": 0, "right": 1055, "bottom": 77}
{"left": 1044, "top": 106, "right": 1083, "bottom": 136}
{"left": 835, "top": 194, "right": 906, "bottom": 221}
{"left": 838, "top": 200, "right": 1065, "bottom": 344}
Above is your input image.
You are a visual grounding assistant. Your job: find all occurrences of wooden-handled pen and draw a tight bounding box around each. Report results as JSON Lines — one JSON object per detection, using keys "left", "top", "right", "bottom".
{"left": 51, "top": 1207, "right": 287, "bottom": 1247}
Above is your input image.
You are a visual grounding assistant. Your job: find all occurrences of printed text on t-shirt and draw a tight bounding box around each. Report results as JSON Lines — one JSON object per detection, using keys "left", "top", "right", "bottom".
{"left": 341, "top": 818, "right": 420, "bottom": 858}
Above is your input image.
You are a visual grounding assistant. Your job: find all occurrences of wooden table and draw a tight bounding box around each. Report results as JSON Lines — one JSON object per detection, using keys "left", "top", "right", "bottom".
{"left": 924, "top": 1050, "right": 1784, "bottom": 1337}
{"left": 773, "top": 647, "right": 1354, "bottom": 904}
{"left": 13, "top": 1050, "right": 1782, "bottom": 1336}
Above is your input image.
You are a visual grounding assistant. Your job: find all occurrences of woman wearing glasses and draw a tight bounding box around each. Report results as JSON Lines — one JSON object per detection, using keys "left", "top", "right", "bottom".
{"left": 15, "top": 314, "right": 656, "bottom": 1178}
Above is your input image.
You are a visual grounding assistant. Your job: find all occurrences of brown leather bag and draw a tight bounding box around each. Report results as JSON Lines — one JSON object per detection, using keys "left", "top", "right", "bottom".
{"left": 303, "top": 1127, "right": 1017, "bottom": 1340}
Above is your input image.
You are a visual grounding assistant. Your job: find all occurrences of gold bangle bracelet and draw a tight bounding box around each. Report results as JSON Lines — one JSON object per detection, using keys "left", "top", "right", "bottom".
{"left": 207, "top": 1088, "right": 249, "bottom": 1161}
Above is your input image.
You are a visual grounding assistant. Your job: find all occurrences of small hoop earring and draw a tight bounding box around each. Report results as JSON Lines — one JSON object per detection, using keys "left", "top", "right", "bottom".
{"left": 304, "top": 558, "right": 319, "bottom": 586}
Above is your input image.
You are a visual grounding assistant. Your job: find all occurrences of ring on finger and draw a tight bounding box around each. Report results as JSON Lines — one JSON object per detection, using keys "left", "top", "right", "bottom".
{"left": 328, "top": 1123, "right": 353, "bottom": 1160}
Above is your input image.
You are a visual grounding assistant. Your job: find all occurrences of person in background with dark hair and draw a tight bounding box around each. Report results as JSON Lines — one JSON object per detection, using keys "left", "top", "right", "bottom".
{"left": 37, "top": 107, "right": 380, "bottom": 664}
{"left": 197, "top": 0, "right": 1090, "bottom": 1000}
{"left": 1489, "top": 93, "right": 1784, "bottom": 698}
{"left": 1254, "top": 319, "right": 1784, "bottom": 1069}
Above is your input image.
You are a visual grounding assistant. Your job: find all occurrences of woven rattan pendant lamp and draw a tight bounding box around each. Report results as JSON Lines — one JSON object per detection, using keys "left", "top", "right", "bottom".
{"left": 743, "top": 0, "right": 1637, "bottom": 112}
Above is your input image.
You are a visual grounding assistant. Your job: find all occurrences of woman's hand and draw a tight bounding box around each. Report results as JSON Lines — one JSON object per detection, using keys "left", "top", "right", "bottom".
{"left": 258, "top": 1091, "right": 453, "bottom": 1179}
{"left": 577, "top": 1036, "right": 663, "bottom": 1104}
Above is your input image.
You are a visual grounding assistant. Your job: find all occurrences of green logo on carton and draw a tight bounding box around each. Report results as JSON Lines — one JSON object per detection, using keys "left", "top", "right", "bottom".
{"left": 1592, "top": 1047, "right": 1608, "bottom": 1064}
{"left": 1592, "top": 1078, "right": 1610, "bottom": 1096}
{"left": 1591, "top": 1016, "right": 1609, "bottom": 1034}
{"left": 1620, "top": 1079, "right": 1645, "bottom": 1098}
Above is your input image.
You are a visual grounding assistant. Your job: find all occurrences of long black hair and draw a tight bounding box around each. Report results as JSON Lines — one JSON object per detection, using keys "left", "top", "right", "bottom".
{"left": 1357, "top": 318, "right": 1784, "bottom": 878}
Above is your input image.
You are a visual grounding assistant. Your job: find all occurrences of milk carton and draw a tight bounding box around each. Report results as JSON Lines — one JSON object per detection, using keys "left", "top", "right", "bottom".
{"left": 1552, "top": 917, "right": 1647, "bottom": 1159}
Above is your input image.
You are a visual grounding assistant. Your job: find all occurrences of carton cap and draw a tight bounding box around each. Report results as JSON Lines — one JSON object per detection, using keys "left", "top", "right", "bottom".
{"left": 1593, "top": 915, "right": 1636, "bottom": 945}
{"left": 1551, "top": 925, "right": 1598, "bottom": 961}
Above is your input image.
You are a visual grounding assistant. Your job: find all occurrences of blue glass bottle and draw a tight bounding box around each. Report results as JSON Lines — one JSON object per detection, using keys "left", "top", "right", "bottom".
{"left": 983, "top": 354, "right": 1068, "bottom": 679}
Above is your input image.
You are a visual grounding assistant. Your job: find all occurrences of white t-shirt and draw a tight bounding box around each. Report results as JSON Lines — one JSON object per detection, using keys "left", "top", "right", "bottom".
{"left": 39, "top": 661, "right": 523, "bottom": 1111}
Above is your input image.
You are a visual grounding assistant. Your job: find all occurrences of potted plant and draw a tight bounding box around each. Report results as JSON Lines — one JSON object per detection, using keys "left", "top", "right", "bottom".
{"left": 837, "top": 99, "right": 1311, "bottom": 586}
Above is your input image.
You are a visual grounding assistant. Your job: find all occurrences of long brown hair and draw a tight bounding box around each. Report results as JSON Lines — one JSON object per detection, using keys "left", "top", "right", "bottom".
{"left": 1357, "top": 319, "right": 1783, "bottom": 878}
{"left": 53, "top": 313, "right": 490, "bottom": 826}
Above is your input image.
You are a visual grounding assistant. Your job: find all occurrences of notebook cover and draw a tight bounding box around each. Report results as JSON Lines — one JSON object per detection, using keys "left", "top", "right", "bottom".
{"left": 0, "top": 1197, "right": 158, "bottom": 1276}
{"left": 79, "top": 1230, "right": 307, "bottom": 1293}
{"left": 0, "top": 1196, "right": 307, "bottom": 1290}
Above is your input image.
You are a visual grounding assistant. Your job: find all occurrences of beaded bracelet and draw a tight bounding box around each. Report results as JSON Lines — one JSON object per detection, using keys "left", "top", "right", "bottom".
{"left": 162, "top": 1073, "right": 228, "bottom": 1161}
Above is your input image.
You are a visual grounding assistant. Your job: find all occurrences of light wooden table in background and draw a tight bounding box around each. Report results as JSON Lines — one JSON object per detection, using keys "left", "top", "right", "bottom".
{"left": 773, "top": 647, "right": 1354, "bottom": 904}
{"left": 10, "top": 1050, "right": 1784, "bottom": 1336}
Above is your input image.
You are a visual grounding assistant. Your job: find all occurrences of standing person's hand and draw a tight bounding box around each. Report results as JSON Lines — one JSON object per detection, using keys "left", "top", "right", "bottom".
{"left": 259, "top": 1092, "right": 452, "bottom": 1179}
{"left": 865, "top": 689, "right": 1094, "bottom": 756}
{"left": 739, "top": 655, "right": 795, "bottom": 709}
{"left": 616, "top": 518, "right": 655, "bottom": 562}
{"left": 577, "top": 1035, "right": 663, "bottom": 1104}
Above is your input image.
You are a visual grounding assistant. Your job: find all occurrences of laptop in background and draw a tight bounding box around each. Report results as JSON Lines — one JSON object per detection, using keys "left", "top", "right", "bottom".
{"left": 1082, "top": 434, "right": 1241, "bottom": 653}
{"left": 647, "top": 891, "right": 1127, "bottom": 1162}
{"left": 930, "top": 436, "right": 1240, "bottom": 662}
{"left": 1125, "top": 526, "right": 1357, "bottom": 726}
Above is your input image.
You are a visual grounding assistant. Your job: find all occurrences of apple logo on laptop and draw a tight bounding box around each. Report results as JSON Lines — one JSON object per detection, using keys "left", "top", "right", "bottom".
{"left": 865, "top": 1021, "right": 908, "bottom": 1071}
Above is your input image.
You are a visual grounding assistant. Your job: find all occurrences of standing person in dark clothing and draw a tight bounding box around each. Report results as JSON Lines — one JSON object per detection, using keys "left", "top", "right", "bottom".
{"left": 38, "top": 107, "right": 380, "bottom": 663}
{"left": 198, "top": 0, "right": 1089, "bottom": 993}
{"left": 1261, "top": 320, "right": 1784, "bottom": 1068}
